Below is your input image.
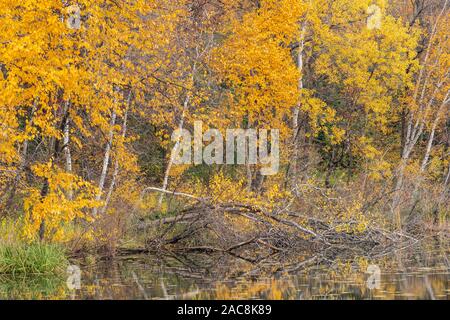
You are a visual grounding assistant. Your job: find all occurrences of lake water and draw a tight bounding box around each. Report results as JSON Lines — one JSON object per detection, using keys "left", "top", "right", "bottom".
{"left": 1, "top": 237, "right": 448, "bottom": 300}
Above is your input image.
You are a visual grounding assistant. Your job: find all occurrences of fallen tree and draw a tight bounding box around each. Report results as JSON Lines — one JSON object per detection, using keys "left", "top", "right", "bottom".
{"left": 124, "top": 187, "right": 421, "bottom": 267}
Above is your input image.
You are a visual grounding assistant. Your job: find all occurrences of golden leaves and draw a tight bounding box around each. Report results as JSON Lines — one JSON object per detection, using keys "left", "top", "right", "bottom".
{"left": 22, "top": 163, "right": 101, "bottom": 242}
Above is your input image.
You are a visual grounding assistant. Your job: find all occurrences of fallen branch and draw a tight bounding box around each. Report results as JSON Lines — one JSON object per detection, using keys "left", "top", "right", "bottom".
{"left": 141, "top": 187, "right": 204, "bottom": 201}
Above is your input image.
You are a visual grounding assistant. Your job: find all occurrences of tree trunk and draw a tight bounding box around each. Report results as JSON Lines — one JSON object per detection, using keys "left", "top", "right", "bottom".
{"left": 39, "top": 101, "right": 71, "bottom": 241}
{"left": 101, "top": 91, "right": 132, "bottom": 214}
{"left": 93, "top": 110, "right": 117, "bottom": 216}
{"left": 158, "top": 95, "right": 189, "bottom": 207}
{"left": 63, "top": 100, "right": 73, "bottom": 200}
{"left": 4, "top": 100, "right": 38, "bottom": 212}
{"left": 291, "top": 23, "right": 307, "bottom": 181}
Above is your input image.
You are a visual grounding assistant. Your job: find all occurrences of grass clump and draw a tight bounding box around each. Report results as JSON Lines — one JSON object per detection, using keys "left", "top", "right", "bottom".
{"left": 0, "top": 243, "right": 68, "bottom": 275}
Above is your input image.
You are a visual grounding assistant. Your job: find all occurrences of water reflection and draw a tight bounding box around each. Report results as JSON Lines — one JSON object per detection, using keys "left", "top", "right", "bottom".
{"left": 0, "top": 240, "right": 448, "bottom": 300}
{"left": 0, "top": 274, "right": 66, "bottom": 300}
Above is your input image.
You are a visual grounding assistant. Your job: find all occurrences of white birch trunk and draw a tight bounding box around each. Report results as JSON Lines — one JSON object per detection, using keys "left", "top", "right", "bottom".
{"left": 157, "top": 60, "right": 198, "bottom": 208}
{"left": 158, "top": 95, "right": 189, "bottom": 207}
{"left": 93, "top": 109, "right": 116, "bottom": 215}
{"left": 101, "top": 92, "right": 132, "bottom": 214}
{"left": 292, "top": 23, "right": 307, "bottom": 179}
{"left": 63, "top": 100, "right": 73, "bottom": 200}
{"left": 391, "top": 0, "right": 448, "bottom": 221}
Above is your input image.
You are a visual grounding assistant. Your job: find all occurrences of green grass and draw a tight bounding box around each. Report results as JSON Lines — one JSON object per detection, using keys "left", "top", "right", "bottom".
{"left": 0, "top": 243, "right": 68, "bottom": 275}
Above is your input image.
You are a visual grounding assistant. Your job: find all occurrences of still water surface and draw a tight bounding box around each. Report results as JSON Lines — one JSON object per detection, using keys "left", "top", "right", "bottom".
{"left": 1, "top": 239, "right": 448, "bottom": 299}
